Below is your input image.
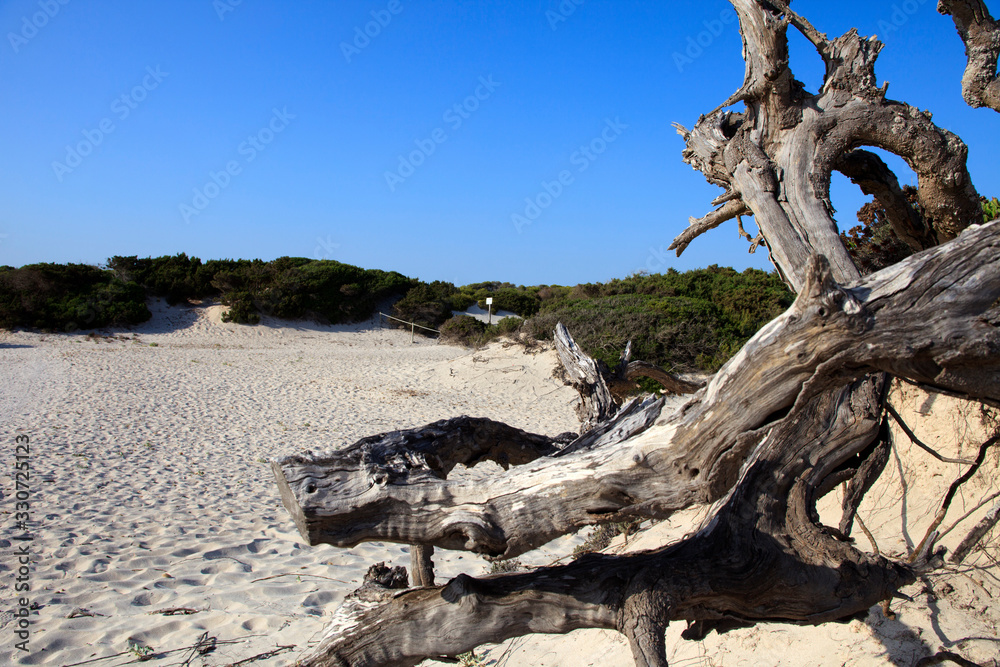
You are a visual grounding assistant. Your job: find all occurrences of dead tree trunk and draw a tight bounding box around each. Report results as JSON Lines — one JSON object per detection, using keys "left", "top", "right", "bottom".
{"left": 272, "top": 3, "right": 1000, "bottom": 665}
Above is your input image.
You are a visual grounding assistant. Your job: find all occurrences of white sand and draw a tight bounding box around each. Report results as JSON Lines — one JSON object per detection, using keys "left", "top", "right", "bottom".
{"left": 1, "top": 301, "right": 997, "bottom": 666}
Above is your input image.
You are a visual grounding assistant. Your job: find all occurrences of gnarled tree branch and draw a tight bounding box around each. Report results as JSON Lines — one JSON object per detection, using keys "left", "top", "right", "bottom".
{"left": 276, "top": 4, "right": 1000, "bottom": 665}
{"left": 274, "top": 221, "right": 1000, "bottom": 562}
{"left": 939, "top": 0, "right": 1000, "bottom": 112}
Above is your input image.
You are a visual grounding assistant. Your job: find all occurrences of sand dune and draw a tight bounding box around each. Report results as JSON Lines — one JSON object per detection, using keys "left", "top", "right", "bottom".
{"left": 1, "top": 301, "right": 997, "bottom": 666}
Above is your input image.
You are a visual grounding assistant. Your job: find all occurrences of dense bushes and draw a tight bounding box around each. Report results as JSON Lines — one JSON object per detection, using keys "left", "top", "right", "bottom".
{"left": 2, "top": 255, "right": 416, "bottom": 330}
{"left": 2, "top": 255, "right": 789, "bottom": 374}
{"left": 440, "top": 315, "right": 488, "bottom": 344}
{"left": 392, "top": 281, "right": 541, "bottom": 332}
{"left": 392, "top": 281, "right": 463, "bottom": 330}
{"left": 440, "top": 314, "right": 524, "bottom": 347}
{"left": 110, "top": 254, "right": 417, "bottom": 325}
{"left": 521, "top": 267, "right": 791, "bottom": 373}
{"left": 423, "top": 267, "right": 791, "bottom": 374}
{"left": 0, "top": 263, "right": 150, "bottom": 330}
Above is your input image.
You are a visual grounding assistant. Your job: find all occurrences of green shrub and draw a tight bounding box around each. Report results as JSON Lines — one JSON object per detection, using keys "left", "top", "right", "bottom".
{"left": 392, "top": 281, "right": 461, "bottom": 331}
{"left": 440, "top": 315, "right": 488, "bottom": 346}
{"left": 494, "top": 315, "right": 523, "bottom": 336}
{"left": 220, "top": 291, "right": 260, "bottom": 324}
{"left": 109, "top": 254, "right": 417, "bottom": 325}
{"left": 0, "top": 263, "right": 150, "bottom": 330}
{"left": 983, "top": 196, "right": 1000, "bottom": 223}
{"left": 517, "top": 267, "right": 790, "bottom": 374}
{"left": 477, "top": 287, "right": 540, "bottom": 317}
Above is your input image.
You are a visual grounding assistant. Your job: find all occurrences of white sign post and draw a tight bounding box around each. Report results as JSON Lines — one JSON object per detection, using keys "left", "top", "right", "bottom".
{"left": 486, "top": 297, "right": 493, "bottom": 325}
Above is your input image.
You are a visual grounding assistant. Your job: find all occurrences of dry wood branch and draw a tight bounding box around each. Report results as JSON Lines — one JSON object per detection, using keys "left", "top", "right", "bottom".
{"left": 409, "top": 545, "right": 435, "bottom": 587}
{"left": 839, "top": 420, "right": 892, "bottom": 536}
{"left": 939, "top": 0, "right": 1000, "bottom": 112}
{"left": 910, "top": 431, "right": 1000, "bottom": 562}
{"left": 680, "top": 5, "right": 981, "bottom": 289}
{"left": 275, "top": 221, "right": 1000, "bottom": 562}
{"left": 293, "top": 381, "right": 914, "bottom": 667}
{"left": 835, "top": 149, "right": 935, "bottom": 251}
{"left": 951, "top": 497, "right": 1000, "bottom": 563}
{"left": 940, "top": 490, "right": 1000, "bottom": 539}
{"left": 856, "top": 514, "right": 881, "bottom": 555}
{"left": 623, "top": 361, "right": 704, "bottom": 396}
{"left": 224, "top": 646, "right": 296, "bottom": 667}
{"left": 581, "top": 337, "right": 704, "bottom": 402}
{"left": 273, "top": 416, "right": 576, "bottom": 551}
{"left": 554, "top": 322, "right": 617, "bottom": 431}
{"left": 668, "top": 199, "right": 752, "bottom": 257}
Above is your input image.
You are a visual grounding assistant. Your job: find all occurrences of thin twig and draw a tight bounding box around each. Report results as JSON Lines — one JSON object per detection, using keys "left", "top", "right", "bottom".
{"left": 938, "top": 490, "right": 1000, "bottom": 540}
{"left": 61, "top": 650, "right": 131, "bottom": 667}
{"left": 910, "top": 432, "right": 1000, "bottom": 563}
{"left": 179, "top": 632, "right": 216, "bottom": 667}
{"left": 250, "top": 572, "right": 349, "bottom": 584}
{"left": 886, "top": 403, "right": 977, "bottom": 465}
{"left": 149, "top": 607, "right": 202, "bottom": 616}
{"left": 951, "top": 497, "right": 1000, "bottom": 565}
{"left": 856, "top": 514, "right": 880, "bottom": 556}
{"left": 223, "top": 645, "right": 296, "bottom": 667}
{"left": 61, "top": 636, "right": 272, "bottom": 667}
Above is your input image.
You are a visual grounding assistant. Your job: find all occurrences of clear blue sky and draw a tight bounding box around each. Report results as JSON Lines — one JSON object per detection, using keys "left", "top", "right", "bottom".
{"left": 1, "top": 0, "right": 997, "bottom": 286}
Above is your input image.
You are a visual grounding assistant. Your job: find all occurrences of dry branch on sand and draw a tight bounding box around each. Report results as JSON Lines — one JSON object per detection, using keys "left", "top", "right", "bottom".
{"left": 271, "top": 2, "right": 1000, "bottom": 666}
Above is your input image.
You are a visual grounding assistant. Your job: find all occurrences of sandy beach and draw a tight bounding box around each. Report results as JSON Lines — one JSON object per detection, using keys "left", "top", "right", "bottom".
{"left": 2, "top": 301, "right": 998, "bottom": 666}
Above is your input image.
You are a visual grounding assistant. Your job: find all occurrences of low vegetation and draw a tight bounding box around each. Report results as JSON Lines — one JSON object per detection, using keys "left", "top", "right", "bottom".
{"left": 21, "top": 191, "right": 994, "bottom": 372}
{"left": 0, "top": 255, "right": 791, "bottom": 376}
{"left": 0, "top": 263, "right": 150, "bottom": 331}
{"left": 109, "top": 254, "right": 416, "bottom": 324}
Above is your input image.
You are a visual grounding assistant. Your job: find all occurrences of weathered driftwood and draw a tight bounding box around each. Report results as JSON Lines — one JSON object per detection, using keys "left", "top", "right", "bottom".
{"left": 275, "top": 3, "right": 1000, "bottom": 665}
{"left": 408, "top": 545, "right": 434, "bottom": 588}
{"left": 939, "top": 0, "right": 1000, "bottom": 112}
{"left": 553, "top": 324, "right": 703, "bottom": 426}
{"left": 553, "top": 322, "right": 618, "bottom": 431}
{"left": 273, "top": 416, "right": 577, "bottom": 552}
{"left": 275, "top": 222, "right": 1000, "bottom": 563}
{"left": 291, "top": 376, "right": 916, "bottom": 667}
